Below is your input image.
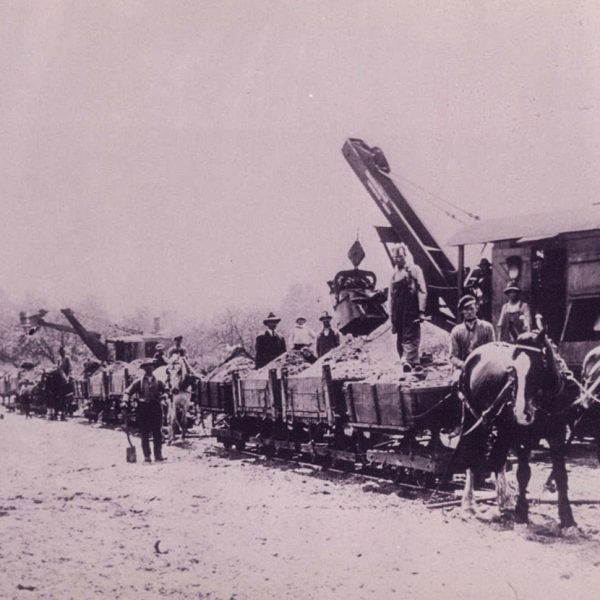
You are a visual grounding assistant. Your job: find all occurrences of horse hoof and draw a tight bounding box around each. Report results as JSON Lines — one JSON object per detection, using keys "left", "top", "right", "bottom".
{"left": 513, "top": 522, "right": 529, "bottom": 534}
{"left": 561, "top": 526, "right": 581, "bottom": 539}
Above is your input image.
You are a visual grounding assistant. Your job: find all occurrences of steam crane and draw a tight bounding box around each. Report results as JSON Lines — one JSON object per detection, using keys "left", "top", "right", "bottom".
{"left": 19, "top": 309, "right": 170, "bottom": 363}
{"left": 342, "top": 138, "right": 459, "bottom": 331}
{"left": 20, "top": 309, "right": 109, "bottom": 362}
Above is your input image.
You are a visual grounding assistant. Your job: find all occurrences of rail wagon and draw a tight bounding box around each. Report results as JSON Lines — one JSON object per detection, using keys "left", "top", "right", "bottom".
{"left": 212, "top": 369, "right": 284, "bottom": 451}
{"left": 344, "top": 380, "right": 459, "bottom": 482}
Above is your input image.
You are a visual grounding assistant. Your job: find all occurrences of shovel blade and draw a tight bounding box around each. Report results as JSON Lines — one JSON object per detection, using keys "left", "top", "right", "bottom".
{"left": 126, "top": 446, "right": 137, "bottom": 463}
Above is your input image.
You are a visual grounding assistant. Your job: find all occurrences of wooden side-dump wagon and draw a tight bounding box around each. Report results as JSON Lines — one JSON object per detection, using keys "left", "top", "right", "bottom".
{"left": 344, "top": 380, "right": 459, "bottom": 481}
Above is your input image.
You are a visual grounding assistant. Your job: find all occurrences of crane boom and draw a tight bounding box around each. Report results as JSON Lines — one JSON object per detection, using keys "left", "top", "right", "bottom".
{"left": 20, "top": 309, "right": 109, "bottom": 362}
{"left": 342, "top": 138, "right": 458, "bottom": 330}
{"left": 60, "top": 309, "right": 110, "bottom": 362}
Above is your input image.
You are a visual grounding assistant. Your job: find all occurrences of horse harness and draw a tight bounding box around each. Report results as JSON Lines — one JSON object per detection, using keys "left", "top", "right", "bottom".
{"left": 461, "top": 344, "right": 544, "bottom": 437}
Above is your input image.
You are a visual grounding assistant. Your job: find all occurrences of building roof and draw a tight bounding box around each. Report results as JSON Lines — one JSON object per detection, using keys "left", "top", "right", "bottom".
{"left": 105, "top": 334, "right": 172, "bottom": 344}
{"left": 447, "top": 204, "right": 600, "bottom": 246}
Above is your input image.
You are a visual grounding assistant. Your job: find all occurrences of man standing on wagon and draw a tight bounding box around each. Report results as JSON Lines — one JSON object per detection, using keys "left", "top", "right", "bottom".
{"left": 316, "top": 311, "right": 340, "bottom": 358}
{"left": 124, "top": 360, "right": 168, "bottom": 463}
{"left": 388, "top": 243, "right": 427, "bottom": 372}
{"left": 167, "top": 336, "right": 187, "bottom": 359}
{"left": 255, "top": 312, "right": 287, "bottom": 369}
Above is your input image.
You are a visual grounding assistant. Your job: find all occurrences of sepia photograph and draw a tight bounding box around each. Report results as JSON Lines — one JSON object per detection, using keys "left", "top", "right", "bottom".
{"left": 2, "top": 2, "right": 600, "bottom": 598}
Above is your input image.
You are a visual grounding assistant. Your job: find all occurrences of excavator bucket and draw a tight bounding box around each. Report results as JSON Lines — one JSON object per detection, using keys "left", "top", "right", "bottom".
{"left": 329, "top": 267, "right": 388, "bottom": 336}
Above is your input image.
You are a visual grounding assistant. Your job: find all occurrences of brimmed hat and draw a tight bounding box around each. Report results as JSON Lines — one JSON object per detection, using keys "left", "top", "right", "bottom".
{"left": 140, "top": 360, "right": 155, "bottom": 370}
{"left": 504, "top": 281, "right": 521, "bottom": 295}
{"left": 319, "top": 311, "right": 333, "bottom": 321}
{"left": 295, "top": 316, "right": 307, "bottom": 324}
{"left": 458, "top": 295, "right": 477, "bottom": 311}
{"left": 263, "top": 312, "right": 281, "bottom": 325}
{"left": 173, "top": 335, "right": 183, "bottom": 342}
{"left": 155, "top": 344, "right": 164, "bottom": 351}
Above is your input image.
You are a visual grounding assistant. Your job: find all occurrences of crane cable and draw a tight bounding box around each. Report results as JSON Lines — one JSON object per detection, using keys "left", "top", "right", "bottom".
{"left": 385, "top": 169, "right": 481, "bottom": 224}
{"left": 67, "top": 311, "right": 142, "bottom": 335}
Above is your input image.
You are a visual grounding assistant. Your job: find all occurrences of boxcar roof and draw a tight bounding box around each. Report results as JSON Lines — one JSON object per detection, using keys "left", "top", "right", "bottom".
{"left": 447, "top": 204, "right": 600, "bottom": 246}
{"left": 106, "top": 334, "right": 172, "bottom": 343}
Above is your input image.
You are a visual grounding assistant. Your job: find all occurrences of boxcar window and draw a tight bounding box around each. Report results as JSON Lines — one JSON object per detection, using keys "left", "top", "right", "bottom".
{"left": 562, "top": 297, "right": 600, "bottom": 342}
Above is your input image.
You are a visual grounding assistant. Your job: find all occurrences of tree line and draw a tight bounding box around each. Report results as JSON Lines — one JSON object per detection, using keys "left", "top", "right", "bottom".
{"left": 0, "top": 283, "right": 329, "bottom": 373}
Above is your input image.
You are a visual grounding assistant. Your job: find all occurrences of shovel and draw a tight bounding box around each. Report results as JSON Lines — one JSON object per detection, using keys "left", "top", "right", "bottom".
{"left": 124, "top": 408, "right": 137, "bottom": 463}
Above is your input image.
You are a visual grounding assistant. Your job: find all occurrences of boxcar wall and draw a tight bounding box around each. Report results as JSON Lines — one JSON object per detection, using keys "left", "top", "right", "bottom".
{"left": 490, "top": 230, "right": 600, "bottom": 371}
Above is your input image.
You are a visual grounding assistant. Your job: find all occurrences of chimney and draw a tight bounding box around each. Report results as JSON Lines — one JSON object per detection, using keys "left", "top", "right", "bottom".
{"left": 153, "top": 317, "right": 160, "bottom": 333}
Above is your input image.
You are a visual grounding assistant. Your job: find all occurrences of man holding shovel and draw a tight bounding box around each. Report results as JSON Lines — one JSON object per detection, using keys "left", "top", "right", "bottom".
{"left": 123, "top": 361, "right": 169, "bottom": 463}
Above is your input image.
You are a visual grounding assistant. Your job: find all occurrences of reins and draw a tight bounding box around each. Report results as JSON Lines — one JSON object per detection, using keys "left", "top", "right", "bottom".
{"left": 461, "top": 370, "right": 517, "bottom": 436}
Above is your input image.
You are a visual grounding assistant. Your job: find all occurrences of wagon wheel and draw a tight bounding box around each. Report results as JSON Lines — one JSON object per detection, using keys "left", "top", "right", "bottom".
{"left": 260, "top": 444, "right": 274, "bottom": 458}
{"left": 414, "top": 471, "right": 436, "bottom": 489}
{"left": 320, "top": 454, "right": 333, "bottom": 470}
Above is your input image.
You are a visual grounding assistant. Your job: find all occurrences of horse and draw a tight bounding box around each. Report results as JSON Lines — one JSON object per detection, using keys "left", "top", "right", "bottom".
{"left": 458, "top": 326, "right": 577, "bottom": 531}
{"left": 573, "top": 345, "right": 600, "bottom": 461}
{"left": 156, "top": 356, "right": 195, "bottom": 445}
{"left": 39, "top": 368, "right": 72, "bottom": 421}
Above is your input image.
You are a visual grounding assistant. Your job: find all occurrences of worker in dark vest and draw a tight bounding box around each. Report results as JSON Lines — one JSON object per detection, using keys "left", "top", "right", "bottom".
{"left": 316, "top": 311, "right": 340, "bottom": 358}
{"left": 167, "top": 336, "right": 187, "bottom": 359}
{"left": 124, "top": 361, "right": 168, "bottom": 463}
{"left": 255, "top": 312, "right": 286, "bottom": 369}
{"left": 388, "top": 243, "right": 427, "bottom": 372}
{"left": 153, "top": 344, "right": 168, "bottom": 367}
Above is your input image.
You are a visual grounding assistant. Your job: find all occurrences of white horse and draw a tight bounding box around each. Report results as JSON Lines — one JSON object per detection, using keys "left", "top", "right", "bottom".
{"left": 155, "top": 356, "right": 194, "bottom": 445}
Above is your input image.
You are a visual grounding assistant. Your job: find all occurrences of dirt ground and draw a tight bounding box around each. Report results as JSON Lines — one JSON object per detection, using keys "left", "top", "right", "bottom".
{"left": 2, "top": 410, "right": 600, "bottom": 600}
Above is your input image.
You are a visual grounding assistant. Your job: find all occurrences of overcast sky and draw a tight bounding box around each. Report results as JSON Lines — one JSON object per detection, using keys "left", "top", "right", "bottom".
{"left": 1, "top": 1, "right": 599, "bottom": 322}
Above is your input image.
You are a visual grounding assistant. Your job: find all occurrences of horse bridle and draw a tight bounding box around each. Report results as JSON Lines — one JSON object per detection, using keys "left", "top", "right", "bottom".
{"left": 461, "top": 343, "right": 549, "bottom": 436}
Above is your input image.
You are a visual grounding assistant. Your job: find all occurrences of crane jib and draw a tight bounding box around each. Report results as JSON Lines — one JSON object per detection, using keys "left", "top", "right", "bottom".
{"left": 342, "top": 138, "right": 458, "bottom": 327}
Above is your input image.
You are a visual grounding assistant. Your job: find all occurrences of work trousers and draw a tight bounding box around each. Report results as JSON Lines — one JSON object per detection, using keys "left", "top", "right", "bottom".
{"left": 136, "top": 402, "right": 163, "bottom": 460}
{"left": 394, "top": 319, "right": 421, "bottom": 366}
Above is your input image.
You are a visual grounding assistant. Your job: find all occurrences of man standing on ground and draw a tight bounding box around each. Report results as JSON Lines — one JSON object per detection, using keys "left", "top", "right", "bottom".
{"left": 124, "top": 361, "right": 168, "bottom": 463}
{"left": 388, "top": 243, "right": 427, "bottom": 372}
{"left": 255, "top": 312, "right": 286, "bottom": 369}
{"left": 316, "top": 311, "right": 340, "bottom": 358}
{"left": 449, "top": 295, "right": 496, "bottom": 382}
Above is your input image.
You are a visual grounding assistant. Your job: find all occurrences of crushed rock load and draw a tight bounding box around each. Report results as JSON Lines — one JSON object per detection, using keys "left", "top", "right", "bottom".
{"left": 207, "top": 355, "right": 255, "bottom": 383}
{"left": 301, "top": 321, "right": 451, "bottom": 383}
{"left": 0, "top": 360, "right": 57, "bottom": 383}
{"left": 251, "top": 349, "right": 314, "bottom": 380}
{"left": 104, "top": 360, "right": 145, "bottom": 374}
{"left": 364, "top": 362, "right": 452, "bottom": 386}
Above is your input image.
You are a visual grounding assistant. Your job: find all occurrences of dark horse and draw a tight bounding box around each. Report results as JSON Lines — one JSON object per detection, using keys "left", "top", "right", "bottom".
{"left": 459, "top": 328, "right": 576, "bottom": 530}
{"left": 39, "top": 368, "right": 72, "bottom": 421}
{"left": 573, "top": 345, "right": 600, "bottom": 462}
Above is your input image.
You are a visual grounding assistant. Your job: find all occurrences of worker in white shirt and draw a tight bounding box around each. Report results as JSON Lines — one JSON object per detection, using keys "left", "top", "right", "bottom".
{"left": 289, "top": 316, "right": 316, "bottom": 351}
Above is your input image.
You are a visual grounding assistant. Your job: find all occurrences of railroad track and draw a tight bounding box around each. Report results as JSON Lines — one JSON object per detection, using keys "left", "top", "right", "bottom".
{"left": 215, "top": 441, "right": 464, "bottom": 507}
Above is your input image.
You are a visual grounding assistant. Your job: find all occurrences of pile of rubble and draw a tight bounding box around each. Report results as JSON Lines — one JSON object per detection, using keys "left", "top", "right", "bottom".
{"left": 252, "top": 349, "right": 314, "bottom": 380}
{"left": 302, "top": 321, "right": 451, "bottom": 383}
{"left": 207, "top": 355, "right": 255, "bottom": 383}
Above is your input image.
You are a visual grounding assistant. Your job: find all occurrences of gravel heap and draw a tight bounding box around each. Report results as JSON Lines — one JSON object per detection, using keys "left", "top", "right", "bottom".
{"left": 301, "top": 321, "right": 451, "bottom": 384}
{"left": 207, "top": 355, "right": 255, "bottom": 383}
{"left": 251, "top": 349, "right": 314, "bottom": 380}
